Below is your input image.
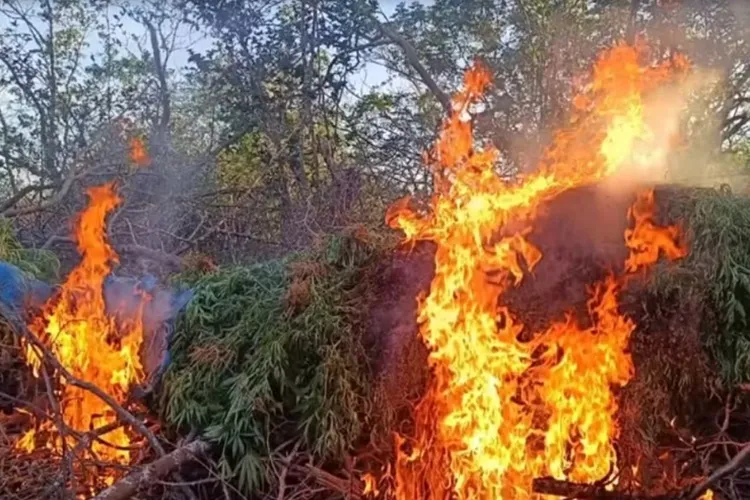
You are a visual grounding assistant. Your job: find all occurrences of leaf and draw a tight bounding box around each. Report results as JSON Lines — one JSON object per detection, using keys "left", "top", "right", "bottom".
{"left": 161, "top": 233, "right": 379, "bottom": 494}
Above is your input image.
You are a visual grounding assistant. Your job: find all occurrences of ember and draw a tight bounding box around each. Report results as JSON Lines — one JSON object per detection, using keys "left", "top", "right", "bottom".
{"left": 129, "top": 136, "right": 151, "bottom": 168}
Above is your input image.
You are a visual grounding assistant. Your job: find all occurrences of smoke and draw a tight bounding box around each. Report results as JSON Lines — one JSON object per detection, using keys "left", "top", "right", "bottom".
{"left": 496, "top": 1, "right": 748, "bottom": 196}
{"left": 103, "top": 275, "right": 192, "bottom": 380}
{"left": 597, "top": 66, "right": 723, "bottom": 199}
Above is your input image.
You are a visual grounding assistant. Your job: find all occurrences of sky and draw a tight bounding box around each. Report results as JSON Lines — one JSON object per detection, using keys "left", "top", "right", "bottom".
{"left": 0, "top": 1, "right": 433, "bottom": 111}
{"left": 114, "top": 0, "right": 433, "bottom": 91}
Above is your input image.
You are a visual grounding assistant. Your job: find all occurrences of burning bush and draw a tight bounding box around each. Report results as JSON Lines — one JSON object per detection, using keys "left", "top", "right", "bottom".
{"left": 4, "top": 36, "right": 750, "bottom": 500}
{"left": 654, "top": 187, "right": 750, "bottom": 386}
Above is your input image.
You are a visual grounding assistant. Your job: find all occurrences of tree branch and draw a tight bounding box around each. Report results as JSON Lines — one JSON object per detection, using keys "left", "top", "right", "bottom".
{"left": 143, "top": 17, "right": 171, "bottom": 136}
{"left": 0, "top": 183, "right": 57, "bottom": 213}
{"left": 371, "top": 19, "right": 452, "bottom": 115}
{"left": 533, "top": 477, "right": 677, "bottom": 500}
{"left": 686, "top": 441, "right": 750, "bottom": 500}
{"left": 119, "top": 243, "right": 183, "bottom": 270}
{"left": 92, "top": 439, "right": 211, "bottom": 500}
{"left": 2, "top": 164, "right": 77, "bottom": 217}
{"left": 722, "top": 112, "right": 750, "bottom": 143}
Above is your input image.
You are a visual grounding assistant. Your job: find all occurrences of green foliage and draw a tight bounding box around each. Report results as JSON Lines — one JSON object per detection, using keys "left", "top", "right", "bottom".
{"left": 216, "top": 131, "right": 272, "bottom": 190}
{"left": 652, "top": 187, "right": 750, "bottom": 386}
{"left": 729, "top": 140, "right": 750, "bottom": 169}
{"left": 162, "top": 233, "right": 381, "bottom": 493}
{"left": 0, "top": 219, "right": 59, "bottom": 281}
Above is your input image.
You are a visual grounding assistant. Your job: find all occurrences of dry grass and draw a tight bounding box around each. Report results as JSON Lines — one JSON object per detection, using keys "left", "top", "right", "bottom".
{"left": 188, "top": 342, "right": 237, "bottom": 371}
{"left": 618, "top": 284, "right": 722, "bottom": 493}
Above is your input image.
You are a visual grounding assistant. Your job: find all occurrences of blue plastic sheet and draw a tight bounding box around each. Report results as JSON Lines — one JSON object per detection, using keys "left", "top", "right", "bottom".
{"left": 0, "top": 260, "right": 192, "bottom": 382}
{"left": 0, "top": 261, "right": 54, "bottom": 314}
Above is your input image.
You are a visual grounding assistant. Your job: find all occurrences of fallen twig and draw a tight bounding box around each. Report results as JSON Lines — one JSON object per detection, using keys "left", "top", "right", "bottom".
{"left": 532, "top": 477, "right": 679, "bottom": 500}
{"left": 686, "top": 440, "right": 750, "bottom": 500}
{"left": 92, "top": 439, "right": 211, "bottom": 500}
{"left": 292, "top": 463, "right": 363, "bottom": 499}
{"left": 0, "top": 393, "right": 52, "bottom": 427}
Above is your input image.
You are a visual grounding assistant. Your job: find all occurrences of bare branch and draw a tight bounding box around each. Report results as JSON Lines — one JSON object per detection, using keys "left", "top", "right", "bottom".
{"left": 119, "top": 243, "right": 183, "bottom": 269}
{"left": 92, "top": 439, "right": 211, "bottom": 500}
{"left": 687, "top": 441, "right": 750, "bottom": 500}
{"left": 0, "top": 183, "right": 57, "bottom": 212}
{"left": 143, "top": 17, "right": 171, "bottom": 135}
{"left": 533, "top": 477, "right": 676, "bottom": 499}
{"left": 371, "top": 19, "right": 452, "bottom": 115}
{"left": 2, "top": 164, "right": 78, "bottom": 217}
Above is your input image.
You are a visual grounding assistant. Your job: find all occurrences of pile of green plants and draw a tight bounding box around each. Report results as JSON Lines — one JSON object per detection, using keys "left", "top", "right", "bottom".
{"left": 160, "top": 231, "right": 389, "bottom": 493}
{"left": 610, "top": 185, "right": 750, "bottom": 495}
{"left": 615, "top": 186, "right": 750, "bottom": 431}
{"left": 0, "top": 219, "right": 59, "bottom": 282}
{"left": 156, "top": 185, "right": 750, "bottom": 496}
{"left": 647, "top": 186, "right": 750, "bottom": 387}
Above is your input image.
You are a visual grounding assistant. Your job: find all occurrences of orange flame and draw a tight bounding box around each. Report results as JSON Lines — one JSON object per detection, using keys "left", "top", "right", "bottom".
{"left": 700, "top": 489, "right": 715, "bottom": 500}
{"left": 129, "top": 136, "right": 151, "bottom": 167}
{"left": 362, "top": 472, "right": 380, "bottom": 497}
{"left": 388, "top": 42, "right": 689, "bottom": 499}
{"left": 19, "top": 183, "right": 146, "bottom": 487}
{"left": 625, "top": 188, "right": 688, "bottom": 273}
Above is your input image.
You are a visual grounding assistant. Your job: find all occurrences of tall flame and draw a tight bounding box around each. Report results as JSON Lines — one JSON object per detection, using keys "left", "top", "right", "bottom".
{"left": 388, "top": 42, "right": 690, "bottom": 499}
{"left": 20, "top": 182, "right": 145, "bottom": 487}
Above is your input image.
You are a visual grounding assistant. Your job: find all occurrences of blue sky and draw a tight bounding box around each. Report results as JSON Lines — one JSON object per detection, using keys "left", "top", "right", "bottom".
{"left": 113, "top": 0, "right": 434, "bottom": 91}
{"left": 0, "top": 1, "right": 433, "bottom": 108}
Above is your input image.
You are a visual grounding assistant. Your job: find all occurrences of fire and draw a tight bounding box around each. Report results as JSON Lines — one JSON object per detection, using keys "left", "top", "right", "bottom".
{"left": 363, "top": 472, "right": 380, "bottom": 496}
{"left": 19, "top": 182, "right": 145, "bottom": 486}
{"left": 625, "top": 188, "right": 688, "bottom": 273}
{"left": 388, "top": 42, "right": 689, "bottom": 499}
{"left": 531, "top": 274, "right": 634, "bottom": 483}
{"left": 129, "top": 136, "right": 151, "bottom": 167}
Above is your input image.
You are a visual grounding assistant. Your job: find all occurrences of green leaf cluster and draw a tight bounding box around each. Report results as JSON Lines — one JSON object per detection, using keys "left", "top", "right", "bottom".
{"left": 161, "top": 233, "right": 381, "bottom": 493}
{"left": 651, "top": 187, "right": 750, "bottom": 386}
{"left": 0, "top": 219, "right": 59, "bottom": 281}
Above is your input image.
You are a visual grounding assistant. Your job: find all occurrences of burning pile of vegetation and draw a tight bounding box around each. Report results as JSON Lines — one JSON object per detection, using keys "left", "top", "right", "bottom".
{"left": 4, "top": 39, "right": 750, "bottom": 500}
{"left": 377, "top": 42, "right": 699, "bottom": 499}
{"left": 0, "top": 182, "right": 192, "bottom": 499}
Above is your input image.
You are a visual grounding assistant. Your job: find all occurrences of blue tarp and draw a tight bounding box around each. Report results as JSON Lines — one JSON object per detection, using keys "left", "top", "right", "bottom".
{"left": 0, "top": 260, "right": 192, "bottom": 381}
{"left": 0, "top": 261, "right": 54, "bottom": 314}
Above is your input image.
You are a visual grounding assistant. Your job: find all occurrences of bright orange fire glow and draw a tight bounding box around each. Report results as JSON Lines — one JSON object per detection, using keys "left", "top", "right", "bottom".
{"left": 363, "top": 472, "right": 380, "bottom": 496}
{"left": 701, "top": 489, "right": 715, "bottom": 500}
{"left": 387, "top": 42, "right": 690, "bottom": 499}
{"left": 625, "top": 188, "right": 688, "bottom": 273}
{"left": 18, "top": 182, "right": 145, "bottom": 487}
{"left": 129, "top": 136, "right": 151, "bottom": 167}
